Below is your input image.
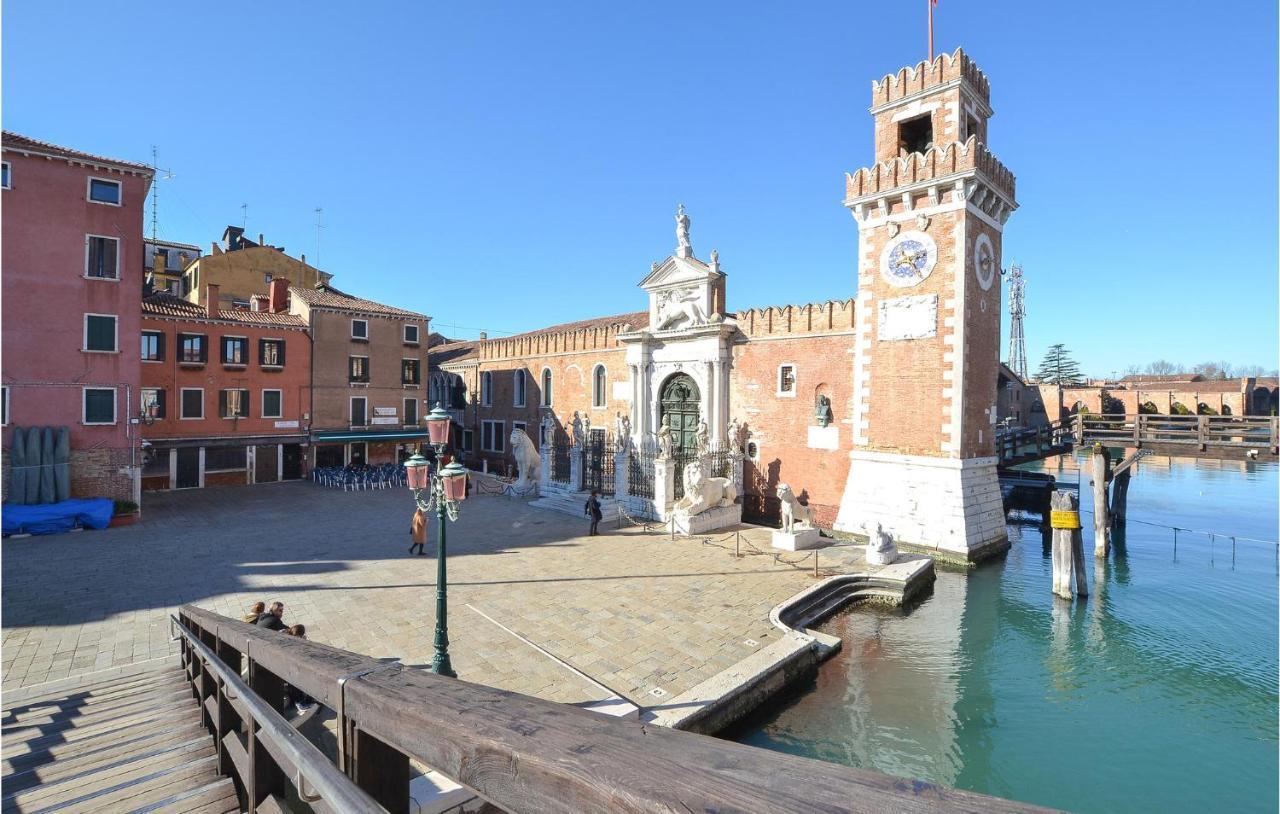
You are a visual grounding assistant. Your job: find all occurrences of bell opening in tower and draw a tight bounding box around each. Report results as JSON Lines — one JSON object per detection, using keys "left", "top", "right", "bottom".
{"left": 898, "top": 114, "right": 933, "bottom": 156}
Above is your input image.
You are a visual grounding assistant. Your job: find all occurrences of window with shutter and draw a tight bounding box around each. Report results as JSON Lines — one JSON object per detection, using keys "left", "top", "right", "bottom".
{"left": 181, "top": 389, "right": 204, "bottom": 419}
{"left": 86, "top": 236, "right": 119, "bottom": 279}
{"left": 85, "top": 315, "right": 117, "bottom": 352}
{"left": 84, "top": 388, "right": 116, "bottom": 424}
{"left": 141, "top": 331, "right": 165, "bottom": 361}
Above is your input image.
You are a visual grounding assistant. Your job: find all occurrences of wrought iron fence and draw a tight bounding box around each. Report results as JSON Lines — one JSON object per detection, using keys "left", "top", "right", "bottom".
{"left": 551, "top": 441, "right": 571, "bottom": 484}
{"left": 586, "top": 431, "right": 615, "bottom": 495}
{"left": 672, "top": 448, "right": 697, "bottom": 500}
{"left": 628, "top": 449, "right": 655, "bottom": 500}
{"left": 705, "top": 442, "right": 734, "bottom": 480}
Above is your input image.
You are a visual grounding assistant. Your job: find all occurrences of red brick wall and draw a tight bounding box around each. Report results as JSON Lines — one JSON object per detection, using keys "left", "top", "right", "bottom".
{"left": 2, "top": 146, "right": 151, "bottom": 502}
{"left": 468, "top": 347, "right": 629, "bottom": 470}
{"left": 140, "top": 317, "right": 311, "bottom": 443}
{"left": 730, "top": 329, "right": 855, "bottom": 526}
{"left": 960, "top": 217, "right": 1003, "bottom": 458}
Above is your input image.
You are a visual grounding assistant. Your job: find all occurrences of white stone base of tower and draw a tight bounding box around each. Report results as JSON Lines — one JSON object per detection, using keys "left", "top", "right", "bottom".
{"left": 833, "top": 450, "right": 1008, "bottom": 562}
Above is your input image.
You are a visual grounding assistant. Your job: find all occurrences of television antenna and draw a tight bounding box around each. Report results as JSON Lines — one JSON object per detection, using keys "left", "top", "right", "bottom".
{"left": 1005, "top": 262, "right": 1028, "bottom": 380}
{"left": 314, "top": 207, "right": 324, "bottom": 266}
{"left": 149, "top": 146, "right": 176, "bottom": 244}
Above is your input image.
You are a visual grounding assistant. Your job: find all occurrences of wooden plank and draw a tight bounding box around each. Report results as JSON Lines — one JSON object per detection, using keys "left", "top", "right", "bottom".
{"left": 181, "top": 605, "right": 1058, "bottom": 814}
{"left": 2, "top": 727, "right": 209, "bottom": 786}
{"left": 352, "top": 727, "right": 409, "bottom": 813}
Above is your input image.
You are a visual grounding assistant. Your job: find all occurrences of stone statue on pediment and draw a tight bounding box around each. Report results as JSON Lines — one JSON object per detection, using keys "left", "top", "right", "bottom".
{"left": 676, "top": 204, "right": 692, "bottom": 259}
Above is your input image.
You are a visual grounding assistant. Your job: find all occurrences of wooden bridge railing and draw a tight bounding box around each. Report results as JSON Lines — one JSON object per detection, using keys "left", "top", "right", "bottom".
{"left": 1076, "top": 413, "right": 1278, "bottom": 453}
{"left": 996, "top": 418, "right": 1075, "bottom": 465}
{"left": 176, "top": 605, "right": 1053, "bottom": 813}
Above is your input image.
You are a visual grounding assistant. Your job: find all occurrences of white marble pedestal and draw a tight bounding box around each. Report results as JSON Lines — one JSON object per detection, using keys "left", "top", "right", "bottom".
{"left": 673, "top": 504, "right": 741, "bottom": 536}
{"left": 771, "top": 527, "right": 822, "bottom": 551}
{"left": 866, "top": 543, "right": 898, "bottom": 565}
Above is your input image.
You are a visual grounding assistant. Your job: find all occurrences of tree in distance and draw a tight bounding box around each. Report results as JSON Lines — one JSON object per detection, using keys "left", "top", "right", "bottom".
{"left": 1036, "top": 344, "right": 1084, "bottom": 385}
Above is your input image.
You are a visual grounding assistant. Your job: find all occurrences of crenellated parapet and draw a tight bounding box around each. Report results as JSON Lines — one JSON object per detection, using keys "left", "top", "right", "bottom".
{"left": 480, "top": 320, "right": 637, "bottom": 362}
{"left": 845, "top": 136, "right": 1015, "bottom": 203}
{"left": 735, "top": 298, "right": 857, "bottom": 337}
{"left": 870, "top": 48, "right": 989, "bottom": 110}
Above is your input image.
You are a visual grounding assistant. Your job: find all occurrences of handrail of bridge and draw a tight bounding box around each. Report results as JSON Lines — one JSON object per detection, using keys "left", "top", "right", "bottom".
{"left": 1075, "top": 413, "right": 1278, "bottom": 451}
{"left": 171, "top": 613, "right": 386, "bottom": 814}
{"left": 177, "top": 605, "right": 1055, "bottom": 814}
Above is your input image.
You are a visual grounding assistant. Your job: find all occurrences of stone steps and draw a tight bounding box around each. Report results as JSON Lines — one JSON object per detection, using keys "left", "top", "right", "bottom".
{"left": 529, "top": 490, "right": 619, "bottom": 520}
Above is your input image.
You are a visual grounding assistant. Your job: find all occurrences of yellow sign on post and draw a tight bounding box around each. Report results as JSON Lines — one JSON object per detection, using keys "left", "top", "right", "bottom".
{"left": 1050, "top": 510, "right": 1082, "bottom": 530}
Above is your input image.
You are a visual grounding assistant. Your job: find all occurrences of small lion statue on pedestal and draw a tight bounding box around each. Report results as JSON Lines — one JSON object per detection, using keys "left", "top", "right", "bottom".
{"left": 509, "top": 428, "right": 541, "bottom": 493}
{"left": 672, "top": 459, "right": 737, "bottom": 518}
{"left": 776, "top": 484, "right": 811, "bottom": 534}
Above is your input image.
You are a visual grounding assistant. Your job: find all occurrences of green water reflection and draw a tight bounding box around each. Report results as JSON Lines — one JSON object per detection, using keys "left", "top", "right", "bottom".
{"left": 735, "top": 454, "right": 1278, "bottom": 813}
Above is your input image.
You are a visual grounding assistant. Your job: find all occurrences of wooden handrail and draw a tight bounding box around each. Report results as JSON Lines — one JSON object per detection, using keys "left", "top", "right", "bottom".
{"left": 179, "top": 606, "right": 1054, "bottom": 814}
{"left": 173, "top": 614, "right": 387, "bottom": 813}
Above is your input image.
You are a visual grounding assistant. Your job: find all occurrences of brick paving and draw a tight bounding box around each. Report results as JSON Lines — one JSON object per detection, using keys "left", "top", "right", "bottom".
{"left": 2, "top": 482, "right": 863, "bottom": 706}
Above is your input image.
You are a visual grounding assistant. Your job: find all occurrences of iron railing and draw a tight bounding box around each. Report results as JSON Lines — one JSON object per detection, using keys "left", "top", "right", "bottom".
{"left": 628, "top": 449, "right": 655, "bottom": 500}
{"left": 550, "top": 441, "right": 571, "bottom": 484}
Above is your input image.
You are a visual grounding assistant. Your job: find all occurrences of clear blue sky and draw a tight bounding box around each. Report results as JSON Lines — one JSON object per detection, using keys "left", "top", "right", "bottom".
{"left": 5, "top": 1, "right": 1276, "bottom": 377}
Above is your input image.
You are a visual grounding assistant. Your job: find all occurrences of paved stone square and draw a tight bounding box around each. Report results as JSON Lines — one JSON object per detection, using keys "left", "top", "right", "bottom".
{"left": 2, "top": 482, "right": 868, "bottom": 706}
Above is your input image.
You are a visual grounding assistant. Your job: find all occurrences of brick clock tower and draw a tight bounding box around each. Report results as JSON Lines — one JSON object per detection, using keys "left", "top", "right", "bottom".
{"left": 834, "top": 49, "right": 1018, "bottom": 561}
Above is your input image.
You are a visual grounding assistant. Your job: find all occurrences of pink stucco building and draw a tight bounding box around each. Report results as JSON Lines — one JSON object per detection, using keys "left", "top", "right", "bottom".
{"left": 2, "top": 132, "right": 154, "bottom": 502}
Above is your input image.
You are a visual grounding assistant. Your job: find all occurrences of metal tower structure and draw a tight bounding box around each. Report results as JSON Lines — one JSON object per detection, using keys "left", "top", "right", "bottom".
{"left": 1006, "top": 263, "right": 1027, "bottom": 380}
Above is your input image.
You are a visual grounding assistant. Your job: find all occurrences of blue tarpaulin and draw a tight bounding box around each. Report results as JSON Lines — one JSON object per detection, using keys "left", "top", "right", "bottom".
{"left": 2, "top": 499, "right": 114, "bottom": 536}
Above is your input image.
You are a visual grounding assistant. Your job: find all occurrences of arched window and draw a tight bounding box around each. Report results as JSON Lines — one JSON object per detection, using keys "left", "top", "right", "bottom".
{"left": 592, "top": 365, "right": 607, "bottom": 408}
{"left": 481, "top": 371, "right": 493, "bottom": 406}
{"left": 513, "top": 369, "right": 526, "bottom": 407}
{"left": 541, "top": 368, "right": 553, "bottom": 407}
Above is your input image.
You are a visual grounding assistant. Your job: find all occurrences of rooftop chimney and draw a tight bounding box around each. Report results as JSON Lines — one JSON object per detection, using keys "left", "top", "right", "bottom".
{"left": 479, "top": 331, "right": 487, "bottom": 340}
{"left": 152, "top": 247, "right": 167, "bottom": 273}
{"left": 258, "top": 233, "right": 264, "bottom": 246}
{"left": 268, "top": 277, "right": 290, "bottom": 313}
{"left": 205, "top": 284, "right": 220, "bottom": 318}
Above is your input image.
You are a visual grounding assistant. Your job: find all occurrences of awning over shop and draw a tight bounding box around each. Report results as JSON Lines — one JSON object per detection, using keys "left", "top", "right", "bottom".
{"left": 146, "top": 434, "right": 309, "bottom": 449}
{"left": 312, "top": 430, "right": 430, "bottom": 444}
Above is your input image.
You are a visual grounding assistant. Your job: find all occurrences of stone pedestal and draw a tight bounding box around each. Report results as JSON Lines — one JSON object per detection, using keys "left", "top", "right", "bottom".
{"left": 729, "top": 451, "right": 745, "bottom": 493}
{"left": 771, "top": 527, "right": 822, "bottom": 551}
{"left": 569, "top": 448, "right": 584, "bottom": 492}
{"left": 672, "top": 504, "right": 742, "bottom": 535}
{"left": 834, "top": 450, "right": 1008, "bottom": 561}
{"left": 614, "top": 451, "right": 629, "bottom": 499}
{"left": 653, "top": 456, "right": 676, "bottom": 519}
{"left": 538, "top": 442, "right": 552, "bottom": 490}
{"left": 866, "top": 542, "right": 898, "bottom": 565}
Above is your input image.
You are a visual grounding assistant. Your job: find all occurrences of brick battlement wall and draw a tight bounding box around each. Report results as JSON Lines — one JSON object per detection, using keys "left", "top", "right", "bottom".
{"left": 480, "top": 322, "right": 637, "bottom": 362}
{"left": 734, "top": 299, "right": 857, "bottom": 338}
{"left": 845, "top": 136, "right": 1015, "bottom": 202}
{"left": 871, "top": 48, "right": 990, "bottom": 108}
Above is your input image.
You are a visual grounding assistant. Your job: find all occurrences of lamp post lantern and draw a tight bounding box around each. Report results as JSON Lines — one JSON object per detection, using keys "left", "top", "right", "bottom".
{"left": 405, "top": 403, "right": 467, "bottom": 678}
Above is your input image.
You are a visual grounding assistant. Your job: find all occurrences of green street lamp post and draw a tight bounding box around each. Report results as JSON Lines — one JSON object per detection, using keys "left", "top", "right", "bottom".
{"left": 404, "top": 403, "right": 468, "bottom": 678}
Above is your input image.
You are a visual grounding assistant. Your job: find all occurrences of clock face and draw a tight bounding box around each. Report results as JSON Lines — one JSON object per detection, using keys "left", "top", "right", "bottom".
{"left": 880, "top": 230, "right": 937, "bottom": 288}
{"left": 974, "top": 233, "right": 996, "bottom": 291}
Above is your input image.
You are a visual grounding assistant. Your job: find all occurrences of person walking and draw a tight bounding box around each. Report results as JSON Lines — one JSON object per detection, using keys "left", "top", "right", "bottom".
{"left": 584, "top": 490, "right": 602, "bottom": 536}
{"left": 409, "top": 507, "right": 428, "bottom": 555}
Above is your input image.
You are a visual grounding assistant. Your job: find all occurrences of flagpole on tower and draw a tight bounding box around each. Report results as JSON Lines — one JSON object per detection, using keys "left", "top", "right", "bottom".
{"left": 928, "top": 0, "right": 935, "bottom": 61}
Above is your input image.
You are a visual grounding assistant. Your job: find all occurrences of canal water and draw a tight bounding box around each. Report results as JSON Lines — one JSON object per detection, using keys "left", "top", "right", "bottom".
{"left": 735, "top": 453, "right": 1278, "bottom": 813}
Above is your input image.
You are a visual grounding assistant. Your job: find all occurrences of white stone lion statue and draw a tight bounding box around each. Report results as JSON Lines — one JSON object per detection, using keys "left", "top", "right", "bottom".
{"left": 510, "top": 428, "right": 541, "bottom": 493}
{"left": 776, "top": 483, "right": 811, "bottom": 534}
{"left": 672, "top": 459, "right": 737, "bottom": 518}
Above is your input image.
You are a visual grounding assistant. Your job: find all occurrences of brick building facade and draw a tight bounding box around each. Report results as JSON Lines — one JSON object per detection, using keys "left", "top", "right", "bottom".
{"left": 289, "top": 284, "right": 431, "bottom": 469}
{"left": 139, "top": 280, "right": 311, "bottom": 490}
{"left": 1, "top": 132, "right": 154, "bottom": 503}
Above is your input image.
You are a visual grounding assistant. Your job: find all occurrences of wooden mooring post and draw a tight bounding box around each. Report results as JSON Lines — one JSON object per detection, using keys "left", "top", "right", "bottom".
{"left": 1090, "top": 442, "right": 1111, "bottom": 558}
{"left": 1050, "top": 490, "right": 1088, "bottom": 600}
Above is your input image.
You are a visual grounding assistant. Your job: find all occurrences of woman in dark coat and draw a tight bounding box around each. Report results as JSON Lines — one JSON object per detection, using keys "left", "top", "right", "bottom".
{"left": 584, "top": 490, "right": 603, "bottom": 536}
